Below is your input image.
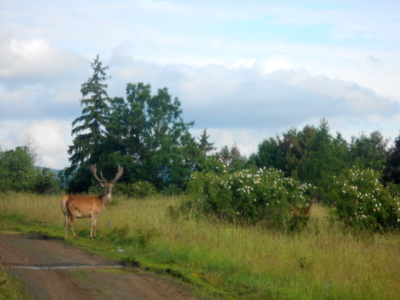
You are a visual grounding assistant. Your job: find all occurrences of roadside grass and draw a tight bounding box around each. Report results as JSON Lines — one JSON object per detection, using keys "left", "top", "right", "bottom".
{"left": 0, "top": 192, "right": 399, "bottom": 299}
{"left": 0, "top": 264, "right": 36, "bottom": 300}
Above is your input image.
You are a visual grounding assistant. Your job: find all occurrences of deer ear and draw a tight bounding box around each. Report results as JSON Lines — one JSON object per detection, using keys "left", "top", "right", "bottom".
{"left": 100, "top": 182, "right": 105, "bottom": 187}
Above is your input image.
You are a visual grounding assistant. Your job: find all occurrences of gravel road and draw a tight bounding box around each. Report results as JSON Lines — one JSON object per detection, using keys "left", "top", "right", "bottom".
{"left": 0, "top": 233, "right": 198, "bottom": 299}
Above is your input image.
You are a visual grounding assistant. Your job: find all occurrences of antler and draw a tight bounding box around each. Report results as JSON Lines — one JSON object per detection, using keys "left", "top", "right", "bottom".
{"left": 91, "top": 165, "right": 123, "bottom": 184}
{"left": 99, "top": 171, "right": 107, "bottom": 182}
{"left": 90, "top": 165, "right": 106, "bottom": 183}
{"left": 110, "top": 165, "right": 124, "bottom": 184}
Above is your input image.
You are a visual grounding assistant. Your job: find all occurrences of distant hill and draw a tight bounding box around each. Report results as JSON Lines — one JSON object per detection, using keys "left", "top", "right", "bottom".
{"left": 35, "top": 166, "right": 62, "bottom": 174}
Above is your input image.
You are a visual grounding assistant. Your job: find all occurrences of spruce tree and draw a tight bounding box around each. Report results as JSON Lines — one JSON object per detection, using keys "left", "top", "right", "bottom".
{"left": 68, "top": 55, "right": 110, "bottom": 172}
{"left": 384, "top": 134, "right": 400, "bottom": 184}
{"left": 198, "top": 128, "right": 216, "bottom": 156}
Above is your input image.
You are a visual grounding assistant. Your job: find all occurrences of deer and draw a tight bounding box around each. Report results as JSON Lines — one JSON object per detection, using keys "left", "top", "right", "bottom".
{"left": 60, "top": 165, "right": 123, "bottom": 239}
{"left": 291, "top": 197, "right": 316, "bottom": 218}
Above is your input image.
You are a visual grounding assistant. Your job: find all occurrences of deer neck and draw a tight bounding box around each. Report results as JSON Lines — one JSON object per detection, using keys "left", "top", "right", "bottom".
{"left": 100, "top": 189, "right": 112, "bottom": 205}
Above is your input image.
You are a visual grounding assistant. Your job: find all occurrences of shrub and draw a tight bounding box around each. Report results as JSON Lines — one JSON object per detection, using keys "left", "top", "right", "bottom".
{"left": 330, "top": 167, "right": 400, "bottom": 232}
{"left": 161, "top": 184, "right": 182, "bottom": 196}
{"left": 387, "top": 182, "right": 400, "bottom": 198}
{"left": 112, "top": 181, "right": 156, "bottom": 198}
{"left": 186, "top": 167, "right": 315, "bottom": 231}
{"left": 31, "top": 168, "right": 61, "bottom": 194}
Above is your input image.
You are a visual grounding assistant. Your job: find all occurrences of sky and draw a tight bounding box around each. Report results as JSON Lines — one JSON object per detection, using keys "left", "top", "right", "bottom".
{"left": 0, "top": 0, "right": 399, "bottom": 169}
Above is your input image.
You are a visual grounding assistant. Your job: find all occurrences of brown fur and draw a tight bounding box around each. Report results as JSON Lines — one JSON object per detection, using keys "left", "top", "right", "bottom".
{"left": 291, "top": 198, "right": 316, "bottom": 217}
{"left": 60, "top": 166, "right": 123, "bottom": 239}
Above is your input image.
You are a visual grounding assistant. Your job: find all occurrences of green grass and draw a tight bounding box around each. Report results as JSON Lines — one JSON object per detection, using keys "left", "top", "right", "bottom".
{"left": 0, "top": 262, "right": 36, "bottom": 300}
{"left": 0, "top": 192, "right": 399, "bottom": 299}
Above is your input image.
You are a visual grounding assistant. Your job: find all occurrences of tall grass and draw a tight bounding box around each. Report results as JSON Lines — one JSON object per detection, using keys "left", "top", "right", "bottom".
{"left": 0, "top": 192, "right": 399, "bottom": 299}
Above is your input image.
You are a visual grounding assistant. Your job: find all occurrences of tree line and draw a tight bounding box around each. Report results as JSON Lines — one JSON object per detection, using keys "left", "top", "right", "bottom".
{"left": 1, "top": 55, "right": 400, "bottom": 198}
{"left": 0, "top": 146, "right": 60, "bottom": 193}
{"left": 249, "top": 120, "right": 400, "bottom": 202}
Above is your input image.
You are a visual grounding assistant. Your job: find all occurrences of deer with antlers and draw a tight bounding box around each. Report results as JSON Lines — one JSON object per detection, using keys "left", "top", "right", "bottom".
{"left": 60, "top": 165, "right": 123, "bottom": 239}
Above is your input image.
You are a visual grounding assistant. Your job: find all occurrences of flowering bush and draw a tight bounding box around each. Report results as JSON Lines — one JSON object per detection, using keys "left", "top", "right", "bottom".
{"left": 330, "top": 167, "right": 400, "bottom": 231}
{"left": 186, "top": 167, "right": 315, "bottom": 231}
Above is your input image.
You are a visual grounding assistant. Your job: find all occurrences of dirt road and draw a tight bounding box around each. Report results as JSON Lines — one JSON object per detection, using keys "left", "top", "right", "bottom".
{"left": 0, "top": 233, "right": 198, "bottom": 299}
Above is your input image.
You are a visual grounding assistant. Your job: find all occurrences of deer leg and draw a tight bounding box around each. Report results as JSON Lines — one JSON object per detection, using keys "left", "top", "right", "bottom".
{"left": 64, "top": 214, "right": 69, "bottom": 239}
{"left": 94, "top": 218, "right": 97, "bottom": 238}
{"left": 68, "top": 215, "right": 77, "bottom": 239}
{"left": 90, "top": 216, "right": 97, "bottom": 239}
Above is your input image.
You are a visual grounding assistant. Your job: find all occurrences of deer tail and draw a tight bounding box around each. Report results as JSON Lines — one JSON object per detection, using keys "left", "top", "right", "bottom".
{"left": 60, "top": 196, "right": 69, "bottom": 216}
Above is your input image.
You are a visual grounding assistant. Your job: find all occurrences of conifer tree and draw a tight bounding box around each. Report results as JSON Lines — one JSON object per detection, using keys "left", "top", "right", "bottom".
{"left": 198, "top": 128, "right": 216, "bottom": 156}
{"left": 384, "top": 133, "right": 400, "bottom": 184}
{"left": 68, "top": 55, "right": 110, "bottom": 172}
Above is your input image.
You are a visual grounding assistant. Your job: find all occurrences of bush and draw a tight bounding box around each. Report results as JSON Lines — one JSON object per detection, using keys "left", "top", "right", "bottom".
{"left": 387, "top": 182, "right": 400, "bottom": 198}
{"left": 113, "top": 181, "right": 156, "bottom": 198}
{"left": 330, "top": 167, "right": 400, "bottom": 232}
{"left": 186, "top": 167, "right": 315, "bottom": 231}
{"left": 161, "top": 184, "right": 183, "bottom": 196}
{"left": 31, "top": 168, "right": 61, "bottom": 194}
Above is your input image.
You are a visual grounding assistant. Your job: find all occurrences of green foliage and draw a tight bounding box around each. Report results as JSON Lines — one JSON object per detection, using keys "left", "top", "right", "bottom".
{"left": 113, "top": 181, "right": 156, "bottom": 198}
{"left": 0, "top": 147, "right": 60, "bottom": 194}
{"left": 66, "top": 58, "right": 202, "bottom": 192}
{"left": 330, "top": 167, "right": 400, "bottom": 231}
{"left": 64, "top": 167, "right": 91, "bottom": 193}
{"left": 253, "top": 137, "right": 281, "bottom": 170}
{"left": 349, "top": 131, "right": 388, "bottom": 172}
{"left": 0, "top": 146, "right": 35, "bottom": 192}
{"left": 198, "top": 128, "right": 216, "bottom": 156}
{"left": 63, "top": 56, "right": 398, "bottom": 201}
{"left": 31, "top": 168, "right": 61, "bottom": 194}
{"left": 299, "top": 122, "right": 348, "bottom": 201}
{"left": 254, "top": 120, "right": 348, "bottom": 189}
{"left": 2, "top": 193, "right": 400, "bottom": 299}
{"left": 387, "top": 182, "right": 400, "bottom": 198}
{"left": 196, "top": 155, "right": 225, "bottom": 174}
{"left": 0, "top": 266, "right": 34, "bottom": 300}
{"left": 68, "top": 54, "right": 110, "bottom": 174}
{"left": 252, "top": 119, "right": 396, "bottom": 206}
{"left": 104, "top": 82, "right": 199, "bottom": 190}
{"left": 215, "top": 144, "right": 247, "bottom": 173}
{"left": 384, "top": 133, "right": 400, "bottom": 184}
{"left": 186, "top": 167, "right": 315, "bottom": 231}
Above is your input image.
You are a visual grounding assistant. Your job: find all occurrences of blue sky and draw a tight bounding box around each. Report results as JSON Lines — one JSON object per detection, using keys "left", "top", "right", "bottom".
{"left": 0, "top": 0, "right": 399, "bottom": 169}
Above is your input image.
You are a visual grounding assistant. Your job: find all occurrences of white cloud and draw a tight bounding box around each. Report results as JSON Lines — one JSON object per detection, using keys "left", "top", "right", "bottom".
{"left": 204, "top": 128, "right": 270, "bottom": 157}
{"left": 0, "top": 120, "right": 71, "bottom": 169}
{"left": 0, "top": 33, "right": 87, "bottom": 122}
{"left": 0, "top": 33, "right": 86, "bottom": 84}
{"left": 106, "top": 51, "right": 400, "bottom": 157}
{"left": 0, "top": 0, "right": 399, "bottom": 168}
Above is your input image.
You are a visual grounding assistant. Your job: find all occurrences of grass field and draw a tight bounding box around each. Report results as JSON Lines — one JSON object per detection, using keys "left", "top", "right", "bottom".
{"left": 0, "top": 192, "right": 399, "bottom": 299}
